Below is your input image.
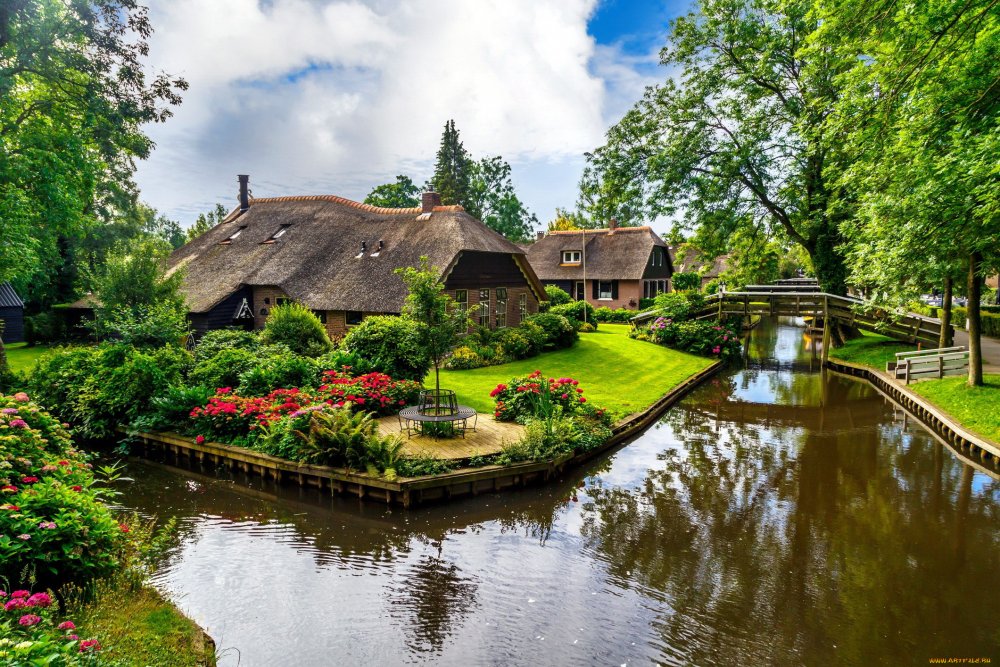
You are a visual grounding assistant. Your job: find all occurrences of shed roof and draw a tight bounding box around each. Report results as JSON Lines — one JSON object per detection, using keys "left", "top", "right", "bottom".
{"left": 668, "top": 244, "right": 729, "bottom": 278}
{"left": 168, "top": 195, "right": 544, "bottom": 314}
{"left": 0, "top": 282, "right": 24, "bottom": 309}
{"left": 524, "top": 227, "right": 669, "bottom": 281}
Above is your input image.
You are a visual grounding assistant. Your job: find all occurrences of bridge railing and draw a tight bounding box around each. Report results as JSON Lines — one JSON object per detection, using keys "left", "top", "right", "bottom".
{"left": 631, "top": 290, "right": 951, "bottom": 346}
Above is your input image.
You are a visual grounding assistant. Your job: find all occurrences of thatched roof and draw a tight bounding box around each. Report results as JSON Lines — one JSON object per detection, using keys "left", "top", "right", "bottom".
{"left": 669, "top": 244, "right": 729, "bottom": 278}
{"left": 524, "top": 227, "right": 669, "bottom": 281}
{"left": 168, "top": 195, "right": 544, "bottom": 314}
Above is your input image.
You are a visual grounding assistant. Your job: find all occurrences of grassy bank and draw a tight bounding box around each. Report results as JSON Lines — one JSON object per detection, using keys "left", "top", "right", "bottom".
{"left": 76, "top": 581, "right": 215, "bottom": 666}
{"left": 828, "top": 330, "right": 915, "bottom": 369}
{"left": 910, "top": 375, "right": 1000, "bottom": 444}
{"left": 5, "top": 342, "right": 53, "bottom": 374}
{"left": 433, "top": 324, "right": 715, "bottom": 418}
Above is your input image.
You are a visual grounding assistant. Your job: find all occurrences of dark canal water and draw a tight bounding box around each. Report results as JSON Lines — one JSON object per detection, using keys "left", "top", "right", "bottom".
{"left": 117, "top": 318, "right": 1000, "bottom": 666}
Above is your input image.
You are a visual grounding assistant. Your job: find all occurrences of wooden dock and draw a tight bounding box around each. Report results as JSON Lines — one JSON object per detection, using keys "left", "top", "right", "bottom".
{"left": 376, "top": 414, "right": 525, "bottom": 460}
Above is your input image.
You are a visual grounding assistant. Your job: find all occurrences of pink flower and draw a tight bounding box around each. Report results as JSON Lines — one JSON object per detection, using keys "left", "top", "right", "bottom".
{"left": 79, "top": 639, "right": 102, "bottom": 652}
{"left": 11, "top": 590, "right": 30, "bottom": 599}
{"left": 579, "top": 397, "right": 587, "bottom": 403}
{"left": 67, "top": 634, "right": 79, "bottom": 640}
{"left": 0, "top": 591, "right": 6, "bottom": 597}
{"left": 561, "top": 393, "right": 568, "bottom": 399}
{"left": 9, "top": 419, "right": 28, "bottom": 428}
{"left": 39, "top": 521, "right": 57, "bottom": 530}
{"left": 712, "top": 346, "right": 721, "bottom": 354}
{"left": 5, "top": 599, "right": 28, "bottom": 611}
{"left": 17, "top": 534, "right": 30, "bottom": 540}
{"left": 195, "top": 435, "right": 205, "bottom": 445}
{"left": 27, "top": 592, "right": 52, "bottom": 607}
{"left": 58, "top": 621, "right": 76, "bottom": 630}
{"left": 19, "top": 614, "right": 42, "bottom": 626}
{"left": 21, "top": 476, "right": 39, "bottom": 483}
{"left": 13, "top": 392, "right": 29, "bottom": 402}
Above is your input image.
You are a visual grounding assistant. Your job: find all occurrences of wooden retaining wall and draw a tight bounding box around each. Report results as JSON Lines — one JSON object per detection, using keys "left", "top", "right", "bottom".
{"left": 826, "top": 359, "right": 1000, "bottom": 467}
{"left": 132, "top": 361, "right": 723, "bottom": 508}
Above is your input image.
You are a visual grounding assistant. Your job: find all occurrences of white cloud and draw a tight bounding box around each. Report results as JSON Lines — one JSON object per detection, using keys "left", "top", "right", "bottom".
{"left": 136, "top": 0, "right": 665, "bottom": 226}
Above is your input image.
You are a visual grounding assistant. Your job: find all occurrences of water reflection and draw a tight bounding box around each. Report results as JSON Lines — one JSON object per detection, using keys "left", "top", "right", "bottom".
{"left": 118, "top": 318, "right": 1000, "bottom": 666}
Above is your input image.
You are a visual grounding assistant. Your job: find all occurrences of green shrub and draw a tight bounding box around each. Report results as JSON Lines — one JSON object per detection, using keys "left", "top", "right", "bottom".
{"left": 522, "top": 313, "right": 578, "bottom": 350}
{"left": 672, "top": 271, "right": 701, "bottom": 291}
{"left": 494, "top": 326, "right": 534, "bottom": 359}
{"left": 636, "top": 317, "right": 742, "bottom": 359}
{"left": 237, "top": 354, "right": 319, "bottom": 396}
{"left": 29, "top": 345, "right": 192, "bottom": 441}
{"left": 445, "top": 346, "right": 483, "bottom": 370}
{"left": 652, "top": 291, "right": 705, "bottom": 322}
{"left": 24, "top": 311, "right": 65, "bottom": 345}
{"left": 639, "top": 298, "right": 656, "bottom": 310}
{"left": 188, "top": 347, "right": 259, "bottom": 390}
{"left": 193, "top": 328, "right": 261, "bottom": 362}
{"left": 394, "top": 453, "right": 453, "bottom": 477}
{"left": 593, "top": 306, "right": 633, "bottom": 323}
{"left": 314, "top": 347, "right": 375, "bottom": 376}
{"left": 544, "top": 285, "right": 573, "bottom": 307}
{"left": 132, "top": 385, "right": 216, "bottom": 433}
{"left": 341, "top": 315, "right": 431, "bottom": 381}
{"left": 549, "top": 301, "right": 597, "bottom": 328}
{"left": 261, "top": 302, "right": 332, "bottom": 357}
{"left": 286, "top": 406, "right": 402, "bottom": 471}
{"left": 580, "top": 322, "right": 596, "bottom": 333}
{"left": 704, "top": 278, "right": 721, "bottom": 295}
{"left": 952, "top": 308, "right": 1000, "bottom": 337}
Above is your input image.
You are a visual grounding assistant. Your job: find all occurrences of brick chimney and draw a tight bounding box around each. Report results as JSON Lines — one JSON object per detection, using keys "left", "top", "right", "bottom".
{"left": 608, "top": 218, "right": 619, "bottom": 232}
{"left": 536, "top": 231, "right": 545, "bottom": 240}
{"left": 238, "top": 174, "right": 250, "bottom": 212}
{"left": 422, "top": 191, "right": 442, "bottom": 213}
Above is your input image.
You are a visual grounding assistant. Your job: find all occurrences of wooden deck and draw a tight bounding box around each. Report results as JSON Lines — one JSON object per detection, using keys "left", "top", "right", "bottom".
{"left": 376, "top": 413, "right": 525, "bottom": 460}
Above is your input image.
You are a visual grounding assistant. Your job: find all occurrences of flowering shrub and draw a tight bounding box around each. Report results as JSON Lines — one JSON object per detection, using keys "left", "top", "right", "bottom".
{"left": 0, "top": 589, "right": 103, "bottom": 663}
{"left": 316, "top": 371, "right": 420, "bottom": 416}
{"left": 632, "top": 318, "right": 742, "bottom": 360}
{"left": 0, "top": 394, "right": 125, "bottom": 592}
{"left": 490, "top": 371, "right": 594, "bottom": 422}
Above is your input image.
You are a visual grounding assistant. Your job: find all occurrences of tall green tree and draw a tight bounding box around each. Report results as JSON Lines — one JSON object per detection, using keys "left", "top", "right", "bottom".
{"left": 364, "top": 175, "right": 421, "bottom": 208}
{"left": 581, "top": 0, "right": 854, "bottom": 300}
{"left": 186, "top": 203, "right": 228, "bottom": 242}
{"left": 431, "top": 120, "right": 477, "bottom": 217}
{"left": 396, "top": 257, "right": 472, "bottom": 399}
{"left": 818, "top": 0, "right": 1000, "bottom": 384}
{"left": 468, "top": 157, "right": 538, "bottom": 241}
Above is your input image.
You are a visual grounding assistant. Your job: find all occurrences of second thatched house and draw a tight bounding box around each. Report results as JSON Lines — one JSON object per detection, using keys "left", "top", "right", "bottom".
{"left": 524, "top": 222, "right": 673, "bottom": 310}
{"left": 167, "top": 177, "right": 546, "bottom": 337}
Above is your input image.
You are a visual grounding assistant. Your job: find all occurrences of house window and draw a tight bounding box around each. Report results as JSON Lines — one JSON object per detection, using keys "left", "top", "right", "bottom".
{"left": 644, "top": 279, "right": 668, "bottom": 298}
{"left": 598, "top": 281, "right": 614, "bottom": 300}
{"left": 496, "top": 288, "right": 508, "bottom": 328}
{"left": 455, "top": 289, "right": 468, "bottom": 313}
{"left": 265, "top": 225, "right": 290, "bottom": 242}
{"left": 346, "top": 311, "right": 363, "bottom": 326}
{"left": 561, "top": 250, "right": 581, "bottom": 264}
{"left": 221, "top": 226, "right": 246, "bottom": 243}
{"left": 276, "top": 297, "right": 291, "bottom": 306}
{"left": 478, "top": 288, "right": 491, "bottom": 328}
{"left": 312, "top": 310, "right": 327, "bottom": 324}
{"left": 519, "top": 294, "right": 527, "bottom": 321}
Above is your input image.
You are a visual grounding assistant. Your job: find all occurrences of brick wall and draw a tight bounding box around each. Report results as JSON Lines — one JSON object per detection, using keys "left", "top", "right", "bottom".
{"left": 446, "top": 285, "right": 539, "bottom": 329}
{"left": 251, "top": 286, "right": 290, "bottom": 329}
{"left": 582, "top": 279, "right": 642, "bottom": 310}
{"left": 323, "top": 310, "right": 385, "bottom": 339}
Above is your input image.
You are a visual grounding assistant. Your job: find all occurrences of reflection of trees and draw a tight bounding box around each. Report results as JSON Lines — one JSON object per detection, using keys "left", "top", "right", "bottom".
{"left": 387, "top": 552, "right": 478, "bottom": 654}
{"left": 580, "top": 400, "right": 1000, "bottom": 665}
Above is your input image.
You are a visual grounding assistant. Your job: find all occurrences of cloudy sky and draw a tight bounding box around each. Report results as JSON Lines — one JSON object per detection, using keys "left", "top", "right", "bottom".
{"left": 137, "top": 0, "right": 691, "bottom": 232}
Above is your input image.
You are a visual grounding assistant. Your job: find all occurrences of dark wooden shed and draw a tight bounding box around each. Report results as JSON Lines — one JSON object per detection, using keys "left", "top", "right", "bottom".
{"left": 0, "top": 282, "right": 25, "bottom": 344}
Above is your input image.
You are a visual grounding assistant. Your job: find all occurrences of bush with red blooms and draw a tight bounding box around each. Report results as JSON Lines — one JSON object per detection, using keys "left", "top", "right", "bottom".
{"left": 490, "top": 371, "right": 599, "bottom": 423}
{"left": 0, "top": 589, "right": 103, "bottom": 663}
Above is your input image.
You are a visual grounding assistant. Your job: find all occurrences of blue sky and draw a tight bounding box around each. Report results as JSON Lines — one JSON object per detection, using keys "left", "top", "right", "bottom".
{"left": 135, "top": 0, "right": 694, "bottom": 235}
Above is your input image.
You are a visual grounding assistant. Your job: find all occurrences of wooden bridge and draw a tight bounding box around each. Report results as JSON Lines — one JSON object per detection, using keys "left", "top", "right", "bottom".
{"left": 633, "top": 285, "right": 953, "bottom": 352}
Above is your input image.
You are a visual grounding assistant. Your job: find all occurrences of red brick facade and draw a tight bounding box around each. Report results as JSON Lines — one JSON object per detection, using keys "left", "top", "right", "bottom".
{"left": 445, "top": 286, "right": 539, "bottom": 329}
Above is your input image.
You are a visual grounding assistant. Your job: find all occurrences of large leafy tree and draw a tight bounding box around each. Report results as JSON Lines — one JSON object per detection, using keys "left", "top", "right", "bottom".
{"left": 0, "top": 0, "right": 186, "bottom": 365}
{"left": 468, "top": 157, "right": 538, "bottom": 242}
{"left": 431, "top": 120, "right": 476, "bottom": 217}
{"left": 364, "top": 175, "right": 421, "bottom": 209}
{"left": 819, "top": 0, "right": 1000, "bottom": 384}
{"left": 581, "top": 0, "right": 854, "bottom": 298}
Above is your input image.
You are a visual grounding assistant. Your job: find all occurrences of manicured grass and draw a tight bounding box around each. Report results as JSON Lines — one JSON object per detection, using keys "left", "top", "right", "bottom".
{"left": 431, "top": 324, "right": 715, "bottom": 418}
{"left": 5, "top": 342, "right": 54, "bottom": 374}
{"left": 828, "top": 330, "right": 916, "bottom": 370}
{"left": 910, "top": 374, "right": 1000, "bottom": 444}
{"left": 77, "top": 582, "right": 215, "bottom": 666}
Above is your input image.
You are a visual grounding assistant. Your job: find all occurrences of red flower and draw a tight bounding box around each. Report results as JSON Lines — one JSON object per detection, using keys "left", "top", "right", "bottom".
{"left": 71, "top": 485, "right": 82, "bottom": 492}
{"left": 195, "top": 435, "right": 205, "bottom": 445}
{"left": 119, "top": 524, "right": 131, "bottom": 533}
{"left": 21, "top": 476, "right": 38, "bottom": 484}
{"left": 2, "top": 485, "right": 18, "bottom": 493}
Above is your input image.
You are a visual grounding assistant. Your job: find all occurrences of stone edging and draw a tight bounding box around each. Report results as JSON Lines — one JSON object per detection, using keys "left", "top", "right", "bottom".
{"left": 130, "top": 360, "right": 724, "bottom": 508}
{"left": 825, "top": 359, "right": 1000, "bottom": 465}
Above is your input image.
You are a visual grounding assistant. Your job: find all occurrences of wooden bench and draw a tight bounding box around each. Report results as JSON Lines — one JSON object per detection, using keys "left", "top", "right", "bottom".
{"left": 888, "top": 346, "right": 968, "bottom": 384}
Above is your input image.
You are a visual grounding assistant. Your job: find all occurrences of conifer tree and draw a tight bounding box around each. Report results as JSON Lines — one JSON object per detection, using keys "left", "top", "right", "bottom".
{"left": 431, "top": 120, "right": 478, "bottom": 218}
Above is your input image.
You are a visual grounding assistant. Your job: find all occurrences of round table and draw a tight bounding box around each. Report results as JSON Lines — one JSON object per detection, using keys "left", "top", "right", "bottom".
{"left": 398, "top": 405, "right": 478, "bottom": 439}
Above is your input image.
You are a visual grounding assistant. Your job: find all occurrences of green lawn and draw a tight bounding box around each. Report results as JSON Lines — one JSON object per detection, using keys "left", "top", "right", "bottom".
{"left": 4, "top": 342, "right": 54, "bottom": 374}
{"left": 430, "top": 324, "right": 715, "bottom": 419}
{"left": 828, "top": 330, "right": 916, "bottom": 370}
{"left": 910, "top": 374, "right": 1000, "bottom": 444}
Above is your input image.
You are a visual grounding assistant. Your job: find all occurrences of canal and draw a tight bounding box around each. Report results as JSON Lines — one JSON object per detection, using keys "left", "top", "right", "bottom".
{"left": 117, "top": 318, "right": 1000, "bottom": 666}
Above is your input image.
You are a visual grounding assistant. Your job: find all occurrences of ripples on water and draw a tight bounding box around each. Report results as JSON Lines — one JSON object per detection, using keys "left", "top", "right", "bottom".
{"left": 116, "top": 319, "right": 1000, "bottom": 666}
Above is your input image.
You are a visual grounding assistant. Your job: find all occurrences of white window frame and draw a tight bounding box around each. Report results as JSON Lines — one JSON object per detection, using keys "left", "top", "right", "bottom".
{"left": 562, "top": 250, "right": 581, "bottom": 264}
{"left": 598, "top": 281, "right": 614, "bottom": 300}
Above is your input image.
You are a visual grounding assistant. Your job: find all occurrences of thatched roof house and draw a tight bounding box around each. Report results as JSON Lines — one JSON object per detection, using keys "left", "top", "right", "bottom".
{"left": 168, "top": 180, "right": 546, "bottom": 337}
{"left": 524, "top": 223, "right": 672, "bottom": 309}
{"left": 668, "top": 244, "right": 730, "bottom": 287}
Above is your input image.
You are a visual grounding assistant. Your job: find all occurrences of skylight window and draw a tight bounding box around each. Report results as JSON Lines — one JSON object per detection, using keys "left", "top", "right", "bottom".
{"left": 262, "top": 225, "right": 291, "bottom": 243}
{"left": 221, "top": 226, "right": 247, "bottom": 244}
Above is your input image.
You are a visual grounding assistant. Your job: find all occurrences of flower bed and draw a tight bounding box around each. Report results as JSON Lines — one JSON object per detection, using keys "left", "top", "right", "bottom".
{"left": 0, "top": 589, "right": 103, "bottom": 662}
{"left": 630, "top": 317, "right": 742, "bottom": 360}
{"left": 490, "top": 371, "right": 594, "bottom": 422}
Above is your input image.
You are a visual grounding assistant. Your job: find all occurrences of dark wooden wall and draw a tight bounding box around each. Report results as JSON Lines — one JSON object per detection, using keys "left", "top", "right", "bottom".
{"left": 445, "top": 251, "right": 531, "bottom": 289}
{"left": 0, "top": 307, "right": 24, "bottom": 343}
{"left": 642, "top": 247, "right": 672, "bottom": 280}
{"left": 189, "top": 287, "right": 253, "bottom": 337}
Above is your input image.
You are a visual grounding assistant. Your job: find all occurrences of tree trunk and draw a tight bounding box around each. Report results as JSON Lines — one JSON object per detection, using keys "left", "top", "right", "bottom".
{"left": 967, "top": 252, "right": 983, "bottom": 387}
{"left": 939, "top": 275, "right": 953, "bottom": 349}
